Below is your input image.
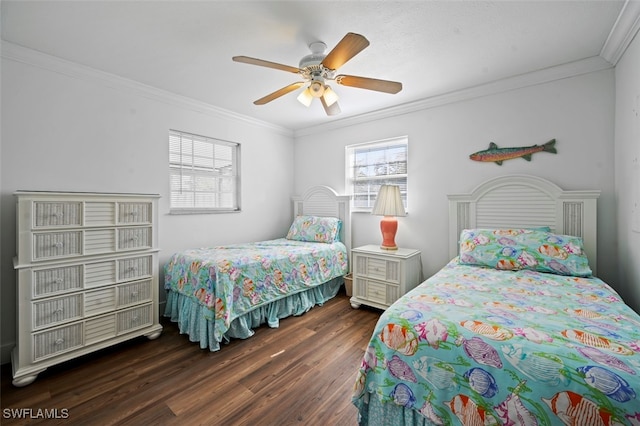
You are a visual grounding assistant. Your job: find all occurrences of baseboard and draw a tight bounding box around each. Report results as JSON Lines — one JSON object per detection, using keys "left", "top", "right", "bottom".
{"left": 1, "top": 341, "right": 14, "bottom": 366}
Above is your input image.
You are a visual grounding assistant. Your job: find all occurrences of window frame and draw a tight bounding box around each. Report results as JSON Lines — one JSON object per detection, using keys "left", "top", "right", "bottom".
{"left": 345, "top": 136, "right": 408, "bottom": 213}
{"left": 169, "top": 130, "right": 241, "bottom": 214}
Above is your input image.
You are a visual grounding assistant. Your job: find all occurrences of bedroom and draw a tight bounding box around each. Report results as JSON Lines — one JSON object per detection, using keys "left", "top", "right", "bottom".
{"left": 1, "top": 0, "right": 640, "bottom": 424}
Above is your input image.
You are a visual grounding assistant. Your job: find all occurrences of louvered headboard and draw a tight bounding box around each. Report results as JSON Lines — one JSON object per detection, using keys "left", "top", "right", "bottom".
{"left": 448, "top": 175, "right": 600, "bottom": 274}
{"left": 292, "top": 186, "right": 351, "bottom": 254}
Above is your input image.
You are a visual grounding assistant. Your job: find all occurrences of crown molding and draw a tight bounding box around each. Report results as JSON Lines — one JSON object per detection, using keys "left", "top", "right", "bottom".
{"left": 600, "top": 0, "right": 640, "bottom": 65}
{"left": 1, "top": 41, "right": 294, "bottom": 137}
{"left": 294, "top": 55, "right": 613, "bottom": 137}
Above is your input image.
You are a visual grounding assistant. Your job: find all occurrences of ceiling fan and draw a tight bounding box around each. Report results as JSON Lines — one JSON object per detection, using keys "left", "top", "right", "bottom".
{"left": 232, "top": 32, "right": 402, "bottom": 116}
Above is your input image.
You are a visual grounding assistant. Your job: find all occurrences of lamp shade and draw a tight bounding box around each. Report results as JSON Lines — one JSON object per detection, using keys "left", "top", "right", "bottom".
{"left": 297, "top": 88, "right": 313, "bottom": 107}
{"left": 371, "top": 185, "right": 406, "bottom": 217}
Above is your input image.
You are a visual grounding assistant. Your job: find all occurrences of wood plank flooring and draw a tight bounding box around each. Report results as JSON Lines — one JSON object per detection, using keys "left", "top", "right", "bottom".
{"left": 0, "top": 291, "right": 382, "bottom": 426}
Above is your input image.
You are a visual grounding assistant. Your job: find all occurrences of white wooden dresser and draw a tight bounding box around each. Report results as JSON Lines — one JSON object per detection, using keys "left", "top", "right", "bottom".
{"left": 12, "top": 191, "right": 162, "bottom": 387}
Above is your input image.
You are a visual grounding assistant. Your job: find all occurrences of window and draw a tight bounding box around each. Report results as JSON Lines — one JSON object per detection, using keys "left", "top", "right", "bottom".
{"left": 346, "top": 136, "right": 408, "bottom": 212}
{"left": 169, "top": 130, "right": 240, "bottom": 213}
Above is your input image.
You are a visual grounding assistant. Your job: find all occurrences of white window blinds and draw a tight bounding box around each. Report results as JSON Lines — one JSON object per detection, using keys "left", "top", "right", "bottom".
{"left": 346, "top": 137, "right": 408, "bottom": 211}
{"left": 169, "top": 130, "right": 240, "bottom": 213}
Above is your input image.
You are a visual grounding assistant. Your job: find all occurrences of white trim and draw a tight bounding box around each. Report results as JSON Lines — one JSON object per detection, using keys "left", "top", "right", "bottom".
{"left": 600, "top": 0, "right": 640, "bottom": 65}
{"left": 447, "top": 175, "right": 600, "bottom": 274}
{"left": 4, "top": 0, "right": 638, "bottom": 139}
{"left": 295, "top": 56, "right": 613, "bottom": 137}
{"left": 0, "top": 41, "right": 293, "bottom": 137}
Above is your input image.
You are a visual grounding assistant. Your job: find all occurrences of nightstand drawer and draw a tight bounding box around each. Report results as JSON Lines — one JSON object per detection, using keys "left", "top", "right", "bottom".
{"left": 357, "top": 278, "right": 400, "bottom": 305}
{"left": 355, "top": 255, "right": 401, "bottom": 283}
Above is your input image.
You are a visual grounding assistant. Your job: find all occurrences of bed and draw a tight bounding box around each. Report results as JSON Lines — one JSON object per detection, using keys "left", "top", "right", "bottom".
{"left": 163, "top": 186, "right": 351, "bottom": 351}
{"left": 353, "top": 175, "right": 640, "bottom": 426}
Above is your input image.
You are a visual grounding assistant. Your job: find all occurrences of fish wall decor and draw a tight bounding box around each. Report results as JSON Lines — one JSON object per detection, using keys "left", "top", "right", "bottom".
{"left": 470, "top": 139, "right": 557, "bottom": 165}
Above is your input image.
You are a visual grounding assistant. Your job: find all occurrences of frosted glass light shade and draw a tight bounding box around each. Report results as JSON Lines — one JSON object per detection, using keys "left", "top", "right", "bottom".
{"left": 297, "top": 88, "right": 313, "bottom": 107}
{"left": 322, "top": 86, "right": 339, "bottom": 106}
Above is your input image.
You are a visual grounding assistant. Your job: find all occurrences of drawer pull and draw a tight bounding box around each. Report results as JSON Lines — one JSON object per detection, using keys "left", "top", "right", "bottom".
{"left": 132, "top": 315, "right": 139, "bottom": 322}
{"left": 54, "top": 338, "right": 64, "bottom": 345}
{"left": 53, "top": 212, "right": 64, "bottom": 219}
{"left": 54, "top": 308, "right": 64, "bottom": 315}
{"left": 53, "top": 242, "right": 64, "bottom": 249}
{"left": 130, "top": 235, "right": 139, "bottom": 242}
{"left": 53, "top": 278, "right": 64, "bottom": 285}
{"left": 128, "top": 266, "right": 138, "bottom": 273}
{"left": 131, "top": 291, "right": 139, "bottom": 297}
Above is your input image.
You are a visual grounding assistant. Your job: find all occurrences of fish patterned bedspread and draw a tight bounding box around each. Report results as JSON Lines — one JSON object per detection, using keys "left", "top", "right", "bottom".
{"left": 353, "top": 258, "right": 640, "bottom": 425}
{"left": 164, "top": 238, "right": 348, "bottom": 334}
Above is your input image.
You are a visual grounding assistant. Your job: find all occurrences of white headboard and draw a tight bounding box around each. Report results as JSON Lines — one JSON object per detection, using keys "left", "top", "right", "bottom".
{"left": 448, "top": 175, "right": 600, "bottom": 274}
{"left": 292, "top": 186, "right": 351, "bottom": 254}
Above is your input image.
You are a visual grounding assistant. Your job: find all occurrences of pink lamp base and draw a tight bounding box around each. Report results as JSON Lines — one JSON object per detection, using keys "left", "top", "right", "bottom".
{"left": 379, "top": 216, "right": 398, "bottom": 250}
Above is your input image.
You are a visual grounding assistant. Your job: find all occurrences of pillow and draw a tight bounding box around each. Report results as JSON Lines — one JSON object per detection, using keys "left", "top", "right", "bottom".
{"left": 286, "top": 215, "right": 341, "bottom": 243}
{"left": 458, "top": 228, "right": 592, "bottom": 277}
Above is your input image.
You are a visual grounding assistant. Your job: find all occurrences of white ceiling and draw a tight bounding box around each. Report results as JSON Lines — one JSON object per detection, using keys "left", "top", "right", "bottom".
{"left": 1, "top": 1, "right": 637, "bottom": 132}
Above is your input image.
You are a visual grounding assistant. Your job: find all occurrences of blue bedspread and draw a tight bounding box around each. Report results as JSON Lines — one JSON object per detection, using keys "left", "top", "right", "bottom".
{"left": 353, "top": 258, "right": 640, "bottom": 425}
{"left": 164, "top": 238, "right": 348, "bottom": 342}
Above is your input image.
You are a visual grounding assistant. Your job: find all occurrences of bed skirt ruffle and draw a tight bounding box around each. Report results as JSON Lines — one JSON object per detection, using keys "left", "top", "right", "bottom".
{"left": 354, "top": 392, "right": 437, "bottom": 426}
{"left": 164, "top": 277, "right": 342, "bottom": 351}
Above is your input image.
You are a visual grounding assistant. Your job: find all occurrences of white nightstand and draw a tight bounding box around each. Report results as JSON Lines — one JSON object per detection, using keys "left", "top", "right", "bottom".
{"left": 350, "top": 245, "right": 422, "bottom": 310}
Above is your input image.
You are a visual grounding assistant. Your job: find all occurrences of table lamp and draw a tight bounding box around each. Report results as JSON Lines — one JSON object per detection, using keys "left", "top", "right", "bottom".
{"left": 371, "top": 185, "right": 406, "bottom": 250}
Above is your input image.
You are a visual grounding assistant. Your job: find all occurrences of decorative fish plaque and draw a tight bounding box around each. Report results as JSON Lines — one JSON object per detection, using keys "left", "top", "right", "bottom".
{"left": 470, "top": 139, "right": 557, "bottom": 165}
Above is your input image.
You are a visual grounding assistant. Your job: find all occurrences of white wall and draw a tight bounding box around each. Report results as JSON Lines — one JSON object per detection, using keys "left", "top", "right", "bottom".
{"left": 0, "top": 51, "right": 295, "bottom": 363}
{"left": 294, "top": 69, "right": 620, "bottom": 304}
{"left": 615, "top": 31, "right": 640, "bottom": 312}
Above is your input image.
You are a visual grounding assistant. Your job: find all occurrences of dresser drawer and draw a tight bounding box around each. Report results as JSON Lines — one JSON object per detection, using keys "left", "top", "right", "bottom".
{"left": 34, "top": 202, "right": 82, "bottom": 228}
{"left": 33, "top": 231, "right": 82, "bottom": 261}
{"left": 118, "top": 256, "right": 152, "bottom": 281}
{"left": 32, "top": 294, "right": 83, "bottom": 330}
{"left": 32, "top": 265, "right": 83, "bottom": 298}
{"left": 117, "top": 304, "right": 152, "bottom": 334}
{"left": 118, "top": 279, "right": 152, "bottom": 307}
{"left": 117, "top": 227, "right": 152, "bottom": 250}
{"left": 33, "top": 323, "right": 83, "bottom": 362}
{"left": 118, "top": 202, "right": 152, "bottom": 224}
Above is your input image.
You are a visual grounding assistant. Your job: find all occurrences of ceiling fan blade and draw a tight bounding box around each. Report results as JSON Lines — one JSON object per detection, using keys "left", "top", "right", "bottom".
{"left": 335, "top": 75, "right": 402, "bottom": 94}
{"left": 253, "top": 82, "right": 305, "bottom": 105}
{"left": 321, "top": 33, "right": 369, "bottom": 70}
{"left": 233, "top": 56, "right": 301, "bottom": 74}
{"left": 320, "top": 96, "right": 341, "bottom": 116}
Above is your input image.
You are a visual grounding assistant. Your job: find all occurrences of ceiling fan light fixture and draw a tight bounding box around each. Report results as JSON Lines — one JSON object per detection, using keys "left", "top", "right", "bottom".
{"left": 297, "top": 88, "right": 313, "bottom": 107}
{"left": 309, "top": 80, "right": 325, "bottom": 98}
{"left": 322, "top": 85, "right": 339, "bottom": 107}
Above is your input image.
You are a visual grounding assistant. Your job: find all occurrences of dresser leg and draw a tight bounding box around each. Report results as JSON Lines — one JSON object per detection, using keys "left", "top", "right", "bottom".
{"left": 145, "top": 329, "right": 162, "bottom": 340}
{"left": 350, "top": 297, "right": 361, "bottom": 309}
{"left": 12, "top": 372, "right": 43, "bottom": 387}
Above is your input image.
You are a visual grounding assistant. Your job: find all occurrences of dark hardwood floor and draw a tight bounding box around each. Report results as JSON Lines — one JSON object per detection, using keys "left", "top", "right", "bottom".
{"left": 1, "top": 291, "right": 381, "bottom": 426}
